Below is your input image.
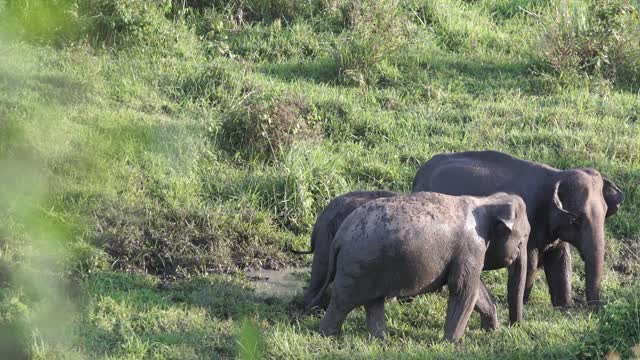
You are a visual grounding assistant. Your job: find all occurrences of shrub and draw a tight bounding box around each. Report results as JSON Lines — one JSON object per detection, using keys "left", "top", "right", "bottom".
{"left": 0, "top": 289, "right": 30, "bottom": 359}
{"left": 243, "top": 156, "right": 352, "bottom": 233}
{"left": 332, "top": 0, "right": 409, "bottom": 86}
{"left": 541, "top": 0, "right": 640, "bottom": 90}
{"left": 1, "top": 0, "right": 161, "bottom": 45}
{"left": 79, "top": 0, "right": 203, "bottom": 56}
{"left": 0, "top": 0, "right": 81, "bottom": 44}
{"left": 216, "top": 93, "right": 321, "bottom": 160}
{"left": 173, "top": 0, "right": 323, "bottom": 24}
{"left": 176, "top": 59, "right": 247, "bottom": 107}
{"left": 483, "top": 0, "right": 550, "bottom": 21}
{"left": 578, "top": 285, "right": 640, "bottom": 358}
{"left": 234, "top": 0, "right": 319, "bottom": 23}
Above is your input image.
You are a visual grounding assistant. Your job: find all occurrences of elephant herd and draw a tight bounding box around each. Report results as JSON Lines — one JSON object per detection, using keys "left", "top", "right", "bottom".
{"left": 289, "top": 150, "right": 625, "bottom": 342}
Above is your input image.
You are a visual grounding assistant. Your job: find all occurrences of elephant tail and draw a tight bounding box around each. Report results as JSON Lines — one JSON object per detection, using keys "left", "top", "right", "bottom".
{"left": 286, "top": 224, "right": 319, "bottom": 255}
{"left": 286, "top": 243, "right": 313, "bottom": 255}
{"left": 305, "top": 236, "right": 340, "bottom": 311}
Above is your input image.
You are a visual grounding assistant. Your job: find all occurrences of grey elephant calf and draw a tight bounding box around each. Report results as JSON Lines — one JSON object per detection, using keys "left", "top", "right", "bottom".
{"left": 294, "top": 191, "right": 521, "bottom": 328}
{"left": 308, "top": 192, "right": 530, "bottom": 342}
{"left": 288, "top": 190, "right": 398, "bottom": 308}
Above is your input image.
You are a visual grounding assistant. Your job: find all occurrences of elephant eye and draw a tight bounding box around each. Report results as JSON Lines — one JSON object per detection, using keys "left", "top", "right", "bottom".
{"left": 570, "top": 216, "right": 582, "bottom": 227}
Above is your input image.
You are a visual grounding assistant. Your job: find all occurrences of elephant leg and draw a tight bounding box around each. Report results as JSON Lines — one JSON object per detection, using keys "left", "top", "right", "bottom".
{"left": 444, "top": 273, "right": 480, "bottom": 343}
{"left": 507, "top": 242, "right": 527, "bottom": 325}
{"left": 304, "top": 254, "right": 329, "bottom": 309}
{"left": 365, "top": 298, "right": 386, "bottom": 339}
{"left": 319, "top": 295, "right": 354, "bottom": 337}
{"left": 523, "top": 249, "right": 539, "bottom": 304}
{"left": 543, "top": 242, "right": 573, "bottom": 308}
{"left": 474, "top": 280, "right": 498, "bottom": 331}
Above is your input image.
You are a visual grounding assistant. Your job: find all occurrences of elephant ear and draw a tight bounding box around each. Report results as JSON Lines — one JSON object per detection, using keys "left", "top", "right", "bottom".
{"left": 602, "top": 177, "right": 624, "bottom": 218}
{"left": 493, "top": 202, "right": 515, "bottom": 238}
{"left": 550, "top": 180, "right": 580, "bottom": 230}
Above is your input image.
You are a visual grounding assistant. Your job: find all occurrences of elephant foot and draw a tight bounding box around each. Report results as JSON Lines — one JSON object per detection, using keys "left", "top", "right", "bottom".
{"left": 551, "top": 297, "right": 573, "bottom": 311}
{"left": 319, "top": 299, "right": 352, "bottom": 337}
{"left": 319, "top": 326, "right": 341, "bottom": 337}
{"left": 551, "top": 296, "right": 573, "bottom": 308}
{"left": 480, "top": 314, "right": 499, "bottom": 331}
{"left": 475, "top": 282, "right": 498, "bottom": 331}
{"left": 398, "top": 296, "right": 415, "bottom": 304}
{"left": 587, "top": 299, "right": 602, "bottom": 312}
{"left": 319, "top": 317, "right": 342, "bottom": 337}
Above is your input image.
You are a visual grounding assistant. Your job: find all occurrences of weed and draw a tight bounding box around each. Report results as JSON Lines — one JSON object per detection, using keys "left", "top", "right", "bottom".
{"left": 579, "top": 285, "right": 640, "bottom": 358}
{"left": 540, "top": 0, "right": 640, "bottom": 90}
{"left": 217, "top": 92, "right": 321, "bottom": 160}
{"left": 333, "top": 0, "right": 410, "bottom": 86}
{"left": 0, "top": 0, "right": 81, "bottom": 44}
{"left": 175, "top": 0, "right": 323, "bottom": 24}
{"left": 410, "top": 0, "right": 507, "bottom": 53}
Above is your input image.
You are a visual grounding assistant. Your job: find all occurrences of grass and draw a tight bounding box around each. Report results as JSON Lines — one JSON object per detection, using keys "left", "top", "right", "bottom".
{"left": 0, "top": 0, "right": 639, "bottom": 358}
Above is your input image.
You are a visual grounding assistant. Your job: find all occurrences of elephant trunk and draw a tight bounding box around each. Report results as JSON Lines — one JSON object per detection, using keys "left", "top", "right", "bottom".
{"left": 507, "top": 240, "right": 528, "bottom": 324}
{"left": 581, "top": 226, "right": 605, "bottom": 310}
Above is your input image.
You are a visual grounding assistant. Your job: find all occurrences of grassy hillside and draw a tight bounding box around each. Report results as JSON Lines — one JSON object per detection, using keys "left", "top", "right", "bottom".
{"left": 1, "top": 0, "right": 639, "bottom": 358}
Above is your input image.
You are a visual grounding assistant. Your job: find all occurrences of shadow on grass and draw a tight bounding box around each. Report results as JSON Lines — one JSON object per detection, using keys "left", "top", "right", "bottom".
{"left": 86, "top": 120, "right": 204, "bottom": 161}
{"left": 0, "top": 325, "right": 29, "bottom": 360}
{"left": 80, "top": 272, "right": 304, "bottom": 358}
{"left": 259, "top": 59, "right": 340, "bottom": 86}
{"left": 80, "top": 271, "right": 617, "bottom": 358}
{"left": 372, "top": 344, "right": 581, "bottom": 360}
{"left": 0, "top": 70, "right": 94, "bottom": 106}
{"left": 418, "top": 55, "right": 548, "bottom": 96}
{"left": 260, "top": 54, "right": 552, "bottom": 99}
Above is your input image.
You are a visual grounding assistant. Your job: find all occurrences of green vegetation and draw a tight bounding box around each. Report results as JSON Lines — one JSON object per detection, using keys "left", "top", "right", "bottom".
{"left": 0, "top": 0, "right": 639, "bottom": 358}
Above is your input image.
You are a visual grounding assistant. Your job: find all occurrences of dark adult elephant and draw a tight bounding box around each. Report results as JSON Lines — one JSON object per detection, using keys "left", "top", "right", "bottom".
{"left": 412, "top": 150, "right": 625, "bottom": 309}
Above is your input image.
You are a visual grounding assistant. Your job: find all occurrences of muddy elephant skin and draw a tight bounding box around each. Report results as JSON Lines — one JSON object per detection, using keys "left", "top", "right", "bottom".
{"left": 308, "top": 192, "right": 530, "bottom": 342}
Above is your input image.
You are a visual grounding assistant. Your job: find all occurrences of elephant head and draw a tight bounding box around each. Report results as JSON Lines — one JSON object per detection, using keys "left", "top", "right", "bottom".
{"left": 481, "top": 194, "right": 530, "bottom": 324}
{"left": 548, "top": 169, "right": 625, "bottom": 307}
{"left": 484, "top": 196, "right": 530, "bottom": 270}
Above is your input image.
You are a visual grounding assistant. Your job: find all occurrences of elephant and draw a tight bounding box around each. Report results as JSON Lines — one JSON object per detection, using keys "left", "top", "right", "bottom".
{"left": 307, "top": 192, "right": 531, "bottom": 342}
{"left": 412, "top": 150, "right": 625, "bottom": 309}
{"left": 293, "top": 190, "right": 523, "bottom": 327}
{"left": 288, "top": 190, "right": 398, "bottom": 308}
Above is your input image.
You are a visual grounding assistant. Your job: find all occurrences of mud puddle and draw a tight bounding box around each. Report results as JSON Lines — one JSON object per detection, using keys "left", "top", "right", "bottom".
{"left": 246, "top": 267, "right": 309, "bottom": 299}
